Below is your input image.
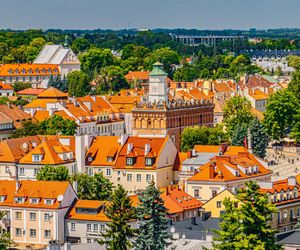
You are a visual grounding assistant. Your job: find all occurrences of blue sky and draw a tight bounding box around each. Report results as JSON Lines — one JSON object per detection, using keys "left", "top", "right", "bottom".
{"left": 1, "top": 0, "right": 299, "bottom": 30}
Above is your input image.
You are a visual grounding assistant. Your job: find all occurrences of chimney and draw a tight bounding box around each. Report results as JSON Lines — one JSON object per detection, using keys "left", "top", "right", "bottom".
{"left": 144, "top": 144, "right": 150, "bottom": 155}
{"left": 218, "top": 143, "right": 228, "bottom": 156}
{"left": 192, "top": 149, "right": 196, "bottom": 157}
{"left": 209, "top": 162, "right": 216, "bottom": 179}
{"left": 6, "top": 101, "right": 10, "bottom": 108}
{"left": 119, "top": 134, "right": 128, "bottom": 146}
{"left": 166, "top": 186, "right": 169, "bottom": 195}
{"left": 15, "top": 181, "right": 21, "bottom": 192}
{"left": 288, "top": 176, "right": 296, "bottom": 186}
{"left": 127, "top": 143, "right": 133, "bottom": 154}
{"left": 49, "top": 108, "right": 54, "bottom": 116}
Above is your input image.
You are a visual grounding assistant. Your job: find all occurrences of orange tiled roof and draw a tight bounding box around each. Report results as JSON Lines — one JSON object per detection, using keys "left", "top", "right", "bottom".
{"left": 17, "top": 88, "right": 45, "bottom": 96}
{"left": 188, "top": 152, "right": 271, "bottom": 182}
{"left": 19, "top": 136, "right": 75, "bottom": 165}
{"left": 86, "top": 136, "right": 121, "bottom": 166}
{"left": 125, "top": 71, "right": 149, "bottom": 81}
{"left": 0, "top": 136, "right": 42, "bottom": 163}
{"left": 260, "top": 179, "right": 299, "bottom": 194}
{"left": 0, "top": 180, "right": 71, "bottom": 209}
{"left": 0, "top": 64, "right": 60, "bottom": 77}
{"left": 24, "top": 99, "right": 59, "bottom": 109}
{"left": 130, "top": 186, "right": 202, "bottom": 215}
{"left": 37, "top": 87, "right": 68, "bottom": 98}
{"left": 214, "top": 82, "right": 233, "bottom": 93}
{"left": 115, "top": 137, "right": 167, "bottom": 170}
{"left": 193, "top": 145, "right": 248, "bottom": 155}
{"left": 249, "top": 89, "right": 269, "bottom": 100}
{"left": 66, "top": 199, "right": 109, "bottom": 222}
{"left": 0, "top": 104, "right": 34, "bottom": 129}
{"left": 0, "top": 82, "right": 13, "bottom": 90}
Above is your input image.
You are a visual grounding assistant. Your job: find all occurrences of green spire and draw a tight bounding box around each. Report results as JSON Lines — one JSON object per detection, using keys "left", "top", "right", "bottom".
{"left": 149, "top": 62, "right": 167, "bottom": 76}
{"left": 64, "top": 35, "right": 70, "bottom": 48}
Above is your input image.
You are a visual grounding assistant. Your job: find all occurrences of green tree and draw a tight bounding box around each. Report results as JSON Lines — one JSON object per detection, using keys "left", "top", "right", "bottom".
{"left": 25, "top": 37, "right": 46, "bottom": 62}
{"left": 79, "top": 48, "right": 115, "bottom": 76}
{"left": 72, "top": 173, "right": 113, "bottom": 200}
{"left": 213, "top": 181, "right": 281, "bottom": 250}
{"left": 288, "top": 69, "right": 300, "bottom": 100}
{"left": 145, "top": 47, "right": 180, "bottom": 75}
{"left": 39, "top": 114, "right": 77, "bottom": 135}
{"left": 67, "top": 70, "right": 90, "bottom": 97}
{"left": 181, "top": 126, "right": 228, "bottom": 152}
{"left": 135, "top": 181, "right": 169, "bottom": 250}
{"left": 13, "top": 82, "right": 32, "bottom": 92}
{"left": 95, "top": 66, "right": 129, "bottom": 94}
{"left": 0, "top": 211, "right": 12, "bottom": 249}
{"left": 223, "top": 96, "right": 254, "bottom": 137}
{"left": 263, "top": 89, "right": 300, "bottom": 140}
{"left": 71, "top": 37, "right": 90, "bottom": 54}
{"left": 231, "top": 124, "right": 247, "bottom": 146}
{"left": 99, "top": 185, "right": 136, "bottom": 250}
{"left": 249, "top": 118, "right": 268, "bottom": 158}
{"left": 36, "top": 165, "right": 69, "bottom": 181}
{"left": 287, "top": 55, "right": 300, "bottom": 70}
{"left": 12, "top": 120, "right": 42, "bottom": 138}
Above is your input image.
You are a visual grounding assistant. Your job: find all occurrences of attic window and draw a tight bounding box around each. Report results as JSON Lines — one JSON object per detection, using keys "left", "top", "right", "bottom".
{"left": 15, "top": 197, "right": 25, "bottom": 204}
{"left": 107, "top": 156, "right": 113, "bottom": 162}
{"left": 32, "top": 154, "right": 42, "bottom": 162}
{"left": 0, "top": 196, "right": 5, "bottom": 202}
{"left": 126, "top": 157, "right": 134, "bottom": 166}
{"left": 145, "top": 158, "right": 153, "bottom": 166}
{"left": 44, "top": 199, "right": 54, "bottom": 205}
{"left": 30, "top": 198, "right": 39, "bottom": 204}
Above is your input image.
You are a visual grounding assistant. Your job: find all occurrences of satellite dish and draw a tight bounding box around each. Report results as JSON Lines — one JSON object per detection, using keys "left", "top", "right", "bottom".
{"left": 57, "top": 195, "right": 64, "bottom": 202}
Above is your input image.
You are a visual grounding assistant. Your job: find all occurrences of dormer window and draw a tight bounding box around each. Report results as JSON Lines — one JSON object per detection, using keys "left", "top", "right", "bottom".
{"left": 15, "top": 69, "right": 19, "bottom": 74}
{"left": 63, "top": 154, "right": 67, "bottom": 161}
{"left": 107, "top": 157, "right": 113, "bottom": 162}
{"left": 126, "top": 157, "right": 134, "bottom": 166}
{"left": 36, "top": 69, "right": 40, "bottom": 73}
{"left": 145, "top": 158, "right": 153, "bottom": 166}
{"left": 48, "top": 69, "right": 51, "bottom": 73}
{"left": 22, "top": 69, "right": 26, "bottom": 74}
{"left": 0, "top": 196, "right": 6, "bottom": 202}
{"left": 8, "top": 69, "right": 12, "bottom": 74}
{"left": 41, "top": 69, "right": 45, "bottom": 74}
{"left": 30, "top": 198, "right": 39, "bottom": 204}
{"left": 32, "top": 154, "right": 42, "bottom": 162}
{"left": 44, "top": 199, "right": 54, "bottom": 205}
{"left": 294, "top": 190, "right": 298, "bottom": 199}
{"left": 28, "top": 69, "right": 33, "bottom": 74}
{"left": 235, "top": 170, "right": 240, "bottom": 176}
{"left": 15, "top": 197, "right": 25, "bottom": 204}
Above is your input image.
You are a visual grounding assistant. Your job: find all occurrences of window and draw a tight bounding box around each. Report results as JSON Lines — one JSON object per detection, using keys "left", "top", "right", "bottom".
{"left": 136, "top": 174, "right": 142, "bottom": 182}
{"left": 15, "top": 228, "right": 22, "bottom": 236}
{"left": 100, "top": 224, "right": 105, "bottom": 232}
{"left": 145, "top": 158, "right": 153, "bottom": 166}
{"left": 15, "top": 211, "right": 22, "bottom": 220}
{"left": 87, "top": 238, "right": 92, "bottom": 243}
{"left": 127, "top": 174, "right": 132, "bottom": 182}
{"left": 71, "top": 222, "right": 76, "bottom": 231}
{"left": 29, "top": 212, "right": 36, "bottom": 221}
{"left": 106, "top": 168, "right": 111, "bottom": 176}
{"left": 45, "top": 199, "right": 53, "bottom": 205}
{"left": 15, "top": 197, "right": 24, "bottom": 204}
{"left": 19, "top": 168, "right": 25, "bottom": 176}
{"left": 146, "top": 174, "right": 152, "bottom": 182}
{"left": 44, "top": 213, "right": 51, "bottom": 221}
{"left": 33, "top": 155, "right": 41, "bottom": 162}
{"left": 126, "top": 157, "right": 134, "bottom": 166}
{"left": 44, "top": 230, "right": 51, "bottom": 238}
{"left": 0, "top": 196, "right": 5, "bottom": 202}
{"left": 290, "top": 209, "right": 294, "bottom": 221}
{"left": 194, "top": 189, "right": 199, "bottom": 198}
{"left": 87, "top": 223, "right": 92, "bottom": 232}
{"left": 30, "top": 229, "right": 36, "bottom": 238}
{"left": 33, "top": 168, "right": 39, "bottom": 176}
{"left": 216, "top": 201, "right": 222, "bottom": 208}
{"left": 93, "top": 224, "right": 98, "bottom": 232}
{"left": 212, "top": 190, "right": 217, "bottom": 198}
{"left": 30, "top": 198, "right": 39, "bottom": 204}
{"left": 88, "top": 168, "right": 94, "bottom": 176}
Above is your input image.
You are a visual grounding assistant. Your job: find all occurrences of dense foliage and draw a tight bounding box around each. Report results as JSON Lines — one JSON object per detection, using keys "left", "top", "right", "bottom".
{"left": 99, "top": 185, "right": 136, "bottom": 250}
{"left": 213, "top": 181, "right": 280, "bottom": 250}
{"left": 223, "top": 96, "right": 254, "bottom": 137}
{"left": 36, "top": 165, "right": 69, "bottom": 181}
{"left": 135, "top": 181, "right": 169, "bottom": 250}
{"left": 72, "top": 173, "right": 113, "bottom": 201}
{"left": 67, "top": 70, "right": 91, "bottom": 97}
{"left": 180, "top": 126, "right": 228, "bottom": 152}
{"left": 0, "top": 211, "right": 12, "bottom": 249}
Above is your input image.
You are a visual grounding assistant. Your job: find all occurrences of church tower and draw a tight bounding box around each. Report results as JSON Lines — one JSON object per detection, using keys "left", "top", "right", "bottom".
{"left": 148, "top": 62, "right": 168, "bottom": 103}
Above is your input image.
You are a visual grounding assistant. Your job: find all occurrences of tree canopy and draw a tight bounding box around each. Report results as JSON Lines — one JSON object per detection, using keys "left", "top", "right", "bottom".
{"left": 213, "top": 181, "right": 280, "bottom": 250}
{"left": 39, "top": 115, "right": 77, "bottom": 135}
{"left": 67, "top": 70, "right": 91, "bottom": 97}
{"left": 36, "top": 165, "right": 69, "bottom": 181}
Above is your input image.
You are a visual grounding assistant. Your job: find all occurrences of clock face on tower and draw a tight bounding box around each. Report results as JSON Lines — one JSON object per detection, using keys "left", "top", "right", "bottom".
{"left": 152, "top": 86, "right": 158, "bottom": 93}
